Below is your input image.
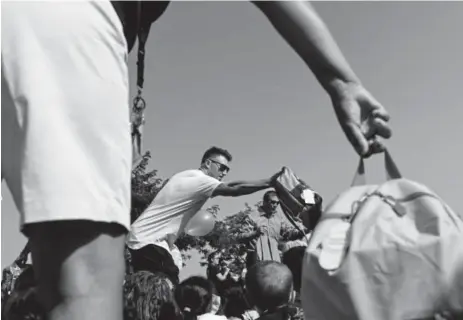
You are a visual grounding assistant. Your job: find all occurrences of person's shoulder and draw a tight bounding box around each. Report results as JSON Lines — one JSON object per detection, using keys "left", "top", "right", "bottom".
{"left": 171, "top": 170, "right": 220, "bottom": 196}
{"left": 171, "top": 169, "right": 199, "bottom": 178}
{"left": 249, "top": 208, "right": 263, "bottom": 218}
{"left": 172, "top": 169, "right": 216, "bottom": 180}
{"left": 168, "top": 169, "right": 206, "bottom": 183}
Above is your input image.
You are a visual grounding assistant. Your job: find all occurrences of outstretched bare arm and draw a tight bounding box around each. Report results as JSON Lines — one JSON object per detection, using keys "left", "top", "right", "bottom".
{"left": 253, "top": 1, "right": 392, "bottom": 157}
{"left": 253, "top": 1, "right": 359, "bottom": 95}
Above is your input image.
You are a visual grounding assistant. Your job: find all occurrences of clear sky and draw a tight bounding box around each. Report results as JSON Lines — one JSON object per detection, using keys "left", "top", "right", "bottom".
{"left": 2, "top": 1, "right": 463, "bottom": 281}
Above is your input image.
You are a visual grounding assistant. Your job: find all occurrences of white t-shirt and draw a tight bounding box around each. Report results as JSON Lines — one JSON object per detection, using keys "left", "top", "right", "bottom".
{"left": 170, "top": 244, "right": 184, "bottom": 271}
{"left": 127, "top": 169, "right": 221, "bottom": 251}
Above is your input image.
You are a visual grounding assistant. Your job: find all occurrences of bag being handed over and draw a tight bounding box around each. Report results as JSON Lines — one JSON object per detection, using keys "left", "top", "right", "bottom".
{"left": 301, "top": 151, "right": 463, "bottom": 320}
{"left": 274, "top": 167, "right": 323, "bottom": 232}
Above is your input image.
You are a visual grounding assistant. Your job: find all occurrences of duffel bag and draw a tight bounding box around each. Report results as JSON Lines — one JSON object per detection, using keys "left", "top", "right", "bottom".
{"left": 301, "top": 151, "right": 463, "bottom": 320}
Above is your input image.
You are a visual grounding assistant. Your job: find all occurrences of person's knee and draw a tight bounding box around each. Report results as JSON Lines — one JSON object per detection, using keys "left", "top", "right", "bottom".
{"left": 26, "top": 221, "right": 127, "bottom": 310}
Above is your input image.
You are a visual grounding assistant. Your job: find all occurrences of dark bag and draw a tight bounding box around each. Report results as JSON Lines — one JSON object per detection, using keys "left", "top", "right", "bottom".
{"left": 274, "top": 167, "right": 323, "bottom": 232}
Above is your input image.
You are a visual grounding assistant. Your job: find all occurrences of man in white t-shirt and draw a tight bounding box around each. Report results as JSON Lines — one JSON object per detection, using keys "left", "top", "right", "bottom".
{"left": 127, "top": 146, "right": 280, "bottom": 283}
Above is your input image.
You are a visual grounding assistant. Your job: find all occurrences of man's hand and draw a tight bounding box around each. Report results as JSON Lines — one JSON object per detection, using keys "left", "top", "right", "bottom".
{"left": 331, "top": 81, "right": 391, "bottom": 157}
{"left": 257, "top": 226, "right": 266, "bottom": 236}
{"left": 269, "top": 167, "right": 285, "bottom": 186}
{"left": 252, "top": 2, "right": 392, "bottom": 157}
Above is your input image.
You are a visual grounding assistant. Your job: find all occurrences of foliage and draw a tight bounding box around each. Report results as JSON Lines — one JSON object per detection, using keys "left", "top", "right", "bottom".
{"left": 175, "top": 203, "right": 261, "bottom": 267}
{"left": 131, "top": 151, "right": 164, "bottom": 223}
{"left": 1, "top": 242, "right": 30, "bottom": 307}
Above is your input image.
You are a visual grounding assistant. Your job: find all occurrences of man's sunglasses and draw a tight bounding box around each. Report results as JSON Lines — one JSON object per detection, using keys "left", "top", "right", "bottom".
{"left": 208, "top": 159, "right": 230, "bottom": 173}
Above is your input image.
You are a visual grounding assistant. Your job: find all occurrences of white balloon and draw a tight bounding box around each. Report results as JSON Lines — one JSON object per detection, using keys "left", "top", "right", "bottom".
{"left": 185, "top": 210, "right": 216, "bottom": 237}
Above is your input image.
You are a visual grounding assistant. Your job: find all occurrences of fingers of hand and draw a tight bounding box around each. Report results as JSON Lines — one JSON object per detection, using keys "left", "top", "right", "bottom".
{"left": 347, "top": 120, "right": 387, "bottom": 158}
{"left": 371, "top": 108, "right": 390, "bottom": 122}
{"left": 362, "top": 90, "right": 390, "bottom": 121}
{"left": 344, "top": 122, "right": 370, "bottom": 157}
{"left": 363, "top": 117, "right": 392, "bottom": 140}
{"left": 363, "top": 138, "right": 386, "bottom": 158}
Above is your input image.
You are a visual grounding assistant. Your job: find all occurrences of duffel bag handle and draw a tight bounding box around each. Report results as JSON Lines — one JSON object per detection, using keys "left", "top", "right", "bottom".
{"left": 351, "top": 150, "right": 402, "bottom": 187}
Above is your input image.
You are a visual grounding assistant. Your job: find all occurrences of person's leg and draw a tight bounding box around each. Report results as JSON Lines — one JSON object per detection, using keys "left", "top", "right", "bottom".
{"left": 2, "top": 1, "right": 130, "bottom": 320}
{"left": 26, "top": 221, "right": 126, "bottom": 320}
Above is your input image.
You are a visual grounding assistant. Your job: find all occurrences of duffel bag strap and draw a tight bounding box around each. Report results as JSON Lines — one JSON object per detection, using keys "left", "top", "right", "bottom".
{"left": 351, "top": 149, "right": 402, "bottom": 187}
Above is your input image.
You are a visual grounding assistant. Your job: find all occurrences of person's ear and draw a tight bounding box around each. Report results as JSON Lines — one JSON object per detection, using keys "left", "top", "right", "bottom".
{"left": 201, "top": 160, "right": 210, "bottom": 169}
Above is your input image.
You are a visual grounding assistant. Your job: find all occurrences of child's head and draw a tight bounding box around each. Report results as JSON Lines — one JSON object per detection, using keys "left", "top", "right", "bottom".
{"left": 245, "top": 261, "right": 294, "bottom": 313}
{"left": 207, "top": 251, "right": 220, "bottom": 266}
{"left": 219, "top": 257, "right": 228, "bottom": 268}
{"left": 160, "top": 276, "right": 215, "bottom": 320}
{"left": 123, "top": 271, "right": 174, "bottom": 320}
{"left": 223, "top": 286, "right": 251, "bottom": 319}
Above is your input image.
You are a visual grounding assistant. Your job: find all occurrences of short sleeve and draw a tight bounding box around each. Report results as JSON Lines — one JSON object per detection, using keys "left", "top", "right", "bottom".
{"left": 194, "top": 173, "right": 221, "bottom": 198}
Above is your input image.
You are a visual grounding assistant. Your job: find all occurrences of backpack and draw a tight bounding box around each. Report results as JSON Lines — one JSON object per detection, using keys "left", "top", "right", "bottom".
{"left": 274, "top": 167, "right": 323, "bottom": 232}
{"left": 300, "top": 151, "right": 463, "bottom": 320}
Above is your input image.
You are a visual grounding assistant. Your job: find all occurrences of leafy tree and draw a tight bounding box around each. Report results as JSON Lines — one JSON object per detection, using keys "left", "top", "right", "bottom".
{"left": 1, "top": 241, "right": 32, "bottom": 314}
{"left": 130, "top": 151, "right": 164, "bottom": 223}
{"left": 175, "top": 203, "right": 257, "bottom": 267}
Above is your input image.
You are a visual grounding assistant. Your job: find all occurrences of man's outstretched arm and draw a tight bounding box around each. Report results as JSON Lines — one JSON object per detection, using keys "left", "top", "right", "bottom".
{"left": 212, "top": 168, "right": 283, "bottom": 197}
{"left": 252, "top": 1, "right": 392, "bottom": 157}
{"left": 253, "top": 1, "right": 359, "bottom": 95}
{"left": 212, "top": 179, "right": 271, "bottom": 197}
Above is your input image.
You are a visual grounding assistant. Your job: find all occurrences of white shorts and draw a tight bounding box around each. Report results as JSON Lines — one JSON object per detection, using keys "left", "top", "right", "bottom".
{"left": 1, "top": 1, "right": 131, "bottom": 231}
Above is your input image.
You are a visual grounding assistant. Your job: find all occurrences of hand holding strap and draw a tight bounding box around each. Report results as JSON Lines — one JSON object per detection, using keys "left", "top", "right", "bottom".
{"left": 351, "top": 150, "right": 402, "bottom": 187}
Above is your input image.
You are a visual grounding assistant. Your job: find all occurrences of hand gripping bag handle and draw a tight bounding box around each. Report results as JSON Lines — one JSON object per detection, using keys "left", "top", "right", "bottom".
{"left": 351, "top": 149, "right": 402, "bottom": 187}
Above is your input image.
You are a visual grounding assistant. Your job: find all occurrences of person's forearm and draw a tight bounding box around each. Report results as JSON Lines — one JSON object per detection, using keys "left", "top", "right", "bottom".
{"left": 227, "top": 180, "right": 249, "bottom": 187}
{"left": 254, "top": 1, "right": 361, "bottom": 98}
{"left": 228, "top": 179, "right": 271, "bottom": 196}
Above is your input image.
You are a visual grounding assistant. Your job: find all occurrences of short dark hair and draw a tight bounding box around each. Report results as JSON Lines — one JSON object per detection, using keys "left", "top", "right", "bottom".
{"left": 245, "top": 261, "right": 293, "bottom": 311}
{"left": 201, "top": 147, "right": 232, "bottom": 164}
{"left": 207, "top": 251, "right": 219, "bottom": 265}
{"left": 123, "top": 271, "right": 174, "bottom": 320}
{"left": 282, "top": 246, "right": 306, "bottom": 293}
{"left": 223, "top": 287, "right": 250, "bottom": 318}
{"left": 263, "top": 190, "right": 278, "bottom": 203}
{"left": 174, "top": 276, "right": 214, "bottom": 318}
